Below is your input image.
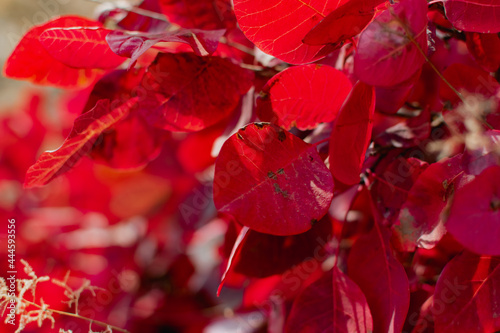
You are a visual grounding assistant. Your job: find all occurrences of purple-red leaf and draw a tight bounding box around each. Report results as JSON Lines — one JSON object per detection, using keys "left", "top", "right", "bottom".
{"left": 285, "top": 267, "right": 373, "bottom": 333}
{"left": 329, "top": 81, "right": 375, "bottom": 186}
{"left": 443, "top": 0, "right": 500, "bottom": 33}
{"left": 39, "top": 27, "right": 127, "bottom": 69}
{"left": 434, "top": 251, "right": 500, "bottom": 332}
{"left": 140, "top": 52, "right": 253, "bottom": 132}
{"left": 213, "top": 123, "right": 334, "bottom": 236}
{"left": 106, "top": 29, "right": 225, "bottom": 65}
{"left": 446, "top": 165, "right": 500, "bottom": 256}
{"left": 257, "top": 64, "right": 352, "bottom": 130}
{"left": 353, "top": 0, "right": 427, "bottom": 87}
{"left": 24, "top": 98, "right": 138, "bottom": 188}
{"left": 233, "top": 0, "right": 344, "bottom": 64}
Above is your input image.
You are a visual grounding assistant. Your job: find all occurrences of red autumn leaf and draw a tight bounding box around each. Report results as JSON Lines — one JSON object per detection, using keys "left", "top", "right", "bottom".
{"left": 353, "top": 0, "right": 427, "bottom": 87}
{"left": 3, "top": 16, "right": 102, "bottom": 88}
{"left": 256, "top": 64, "right": 352, "bottom": 130}
{"left": 329, "top": 81, "right": 375, "bottom": 186}
{"left": 285, "top": 267, "right": 373, "bottom": 333}
{"left": 117, "top": 0, "right": 169, "bottom": 32}
{"left": 347, "top": 220, "right": 410, "bottom": 333}
{"left": 434, "top": 251, "right": 500, "bottom": 332}
{"left": 466, "top": 32, "right": 500, "bottom": 72}
{"left": 233, "top": 0, "right": 344, "bottom": 64}
{"left": 439, "top": 63, "right": 500, "bottom": 107}
{"left": 218, "top": 225, "right": 249, "bottom": 296}
{"left": 159, "top": 0, "right": 235, "bottom": 30}
{"left": 303, "top": 0, "right": 386, "bottom": 47}
{"left": 140, "top": 52, "right": 253, "bottom": 132}
{"left": 24, "top": 98, "right": 138, "bottom": 188}
{"left": 394, "top": 154, "right": 465, "bottom": 252}
{"left": 39, "top": 27, "right": 127, "bottom": 69}
{"left": 446, "top": 166, "right": 500, "bottom": 256}
{"left": 106, "top": 28, "right": 225, "bottom": 65}
{"left": 443, "top": 0, "right": 500, "bottom": 33}
{"left": 213, "top": 122, "right": 334, "bottom": 236}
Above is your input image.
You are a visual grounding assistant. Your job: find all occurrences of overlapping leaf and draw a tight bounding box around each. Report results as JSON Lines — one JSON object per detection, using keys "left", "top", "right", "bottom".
{"left": 140, "top": 52, "right": 253, "bottom": 132}
{"left": 39, "top": 27, "right": 126, "bottom": 69}
{"left": 3, "top": 16, "right": 102, "bottom": 88}
{"left": 443, "top": 0, "right": 500, "bottom": 33}
{"left": 329, "top": 81, "right": 375, "bottom": 186}
{"left": 257, "top": 64, "right": 352, "bottom": 130}
{"left": 24, "top": 98, "right": 138, "bottom": 188}
{"left": 213, "top": 123, "right": 334, "bottom": 236}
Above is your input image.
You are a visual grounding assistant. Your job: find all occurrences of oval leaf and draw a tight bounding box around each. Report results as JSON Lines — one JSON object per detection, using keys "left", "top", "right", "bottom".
{"left": 443, "top": 0, "right": 500, "bottom": 33}
{"left": 329, "top": 81, "right": 375, "bottom": 186}
{"left": 213, "top": 122, "right": 334, "bottom": 236}
{"left": 257, "top": 64, "right": 352, "bottom": 130}
{"left": 434, "top": 251, "right": 500, "bottom": 332}
{"left": 446, "top": 165, "right": 500, "bottom": 256}
{"left": 140, "top": 52, "right": 253, "bottom": 132}
{"left": 285, "top": 267, "right": 373, "bottom": 333}
{"left": 233, "top": 0, "right": 342, "bottom": 64}
{"left": 39, "top": 27, "right": 127, "bottom": 69}
{"left": 3, "top": 16, "right": 102, "bottom": 88}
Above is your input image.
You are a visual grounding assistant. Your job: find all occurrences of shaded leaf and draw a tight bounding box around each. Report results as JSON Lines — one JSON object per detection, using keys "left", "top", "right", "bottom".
{"left": 24, "top": 98, "right": 138, "bottom": 188}
{"left": 257, "top": 64, "right": 352, "bottom": 130}
{"left": 39, "top": 27, "right": 127, "bottom": 69}
{"left": 434, "top": 251, "right": 500, "bottom": 332}
{"left": 159, "top": 0, "right": 235, "bottom": 30}
{"left": 213, "top": 122, "right": 334, "bottom": 236}
{"left": 140, "top": 52, "right": 253, "bottom": 132}
{"left": 285, "top": 267, "right": 373, "bottom": 333}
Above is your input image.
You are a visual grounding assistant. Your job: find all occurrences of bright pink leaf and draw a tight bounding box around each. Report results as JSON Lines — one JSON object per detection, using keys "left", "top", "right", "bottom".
{"left": 446, "top": 166, "right": 500, "bottom": 256}
{"left": 39, "top": 27, "right": 127, "bottom": 69}
{"left": 106, "top": 29, "right": 225, "bottom": 65}
{"left": 434, "top": 251, "right": 500, "bottom": 332}
{"left": 285, "top": 267, "right": 373, "bottom": 333}
{"left": 140, "top": 52, "right": 253, "bottom": 132}
{"left": 3, "top": 16, "right": 102, "bottom": 88}
{"left": 353, "top": 0, "right": 427, "bottom": 87}
{"left": 329, "top": 81, "right": 375, "bottom": 186}
{"left": 347, "top": 221, "right": 410, "bottom": 333}
{"left": 24, "top": 98, "right": 138, "bottom": 188}
{"left": 233, "top": 0, "right": 345, "bottom": 64}
{"left": 303, "top": 0, "right": 386, "bottom": 47}
{"left": 159, "top": 0, "right": 235, "bottom": 30}
{"left": 256, "top": 64, "right": 352, "bottom": 130}
{"left": 213, "top": 122, "right": 334, "bottom": 236}
{"left": 443, "top": 0, "right": 500, "bottom": 33}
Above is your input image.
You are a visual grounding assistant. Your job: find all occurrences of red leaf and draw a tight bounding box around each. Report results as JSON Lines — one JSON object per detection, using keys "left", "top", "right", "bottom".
{"left": 233, "top": 0, "right": 344, "bottom": 64}
{"left": 329, "top": 81, "right": 375, "bottom": 186}
{"left": 218, "top": 225, "right": 249, "bottom": 296}
{"left": 347, "top": 221, "right": 410, "bottom": 333}
{"left": 140, "top": 52, "right": 253, "bottom": 132}
{"left": 446, "top": 166, "right": 500, "bottom": 256}
{"left": 434, "top": 251, "right": 500, "bottom": 332}
{"left": 213, "top": 122, "right": 334, "bottom": 236}
{"left": 303, "top": 0, "right": 386, "bottom": 47}
{"left": 285, "top": 267, "right": 373, "bottom": 333}
{"left": 106, "top": 28, "right": 225, "bottom": 65}
{"left": 39, "top": 27, "right": 127, "bottom": 69}
{"left": 443, "top": 0, "right": 500, "bottom": 33}
{"left": 3, "top": 16, "right": 102, "bottom": 88}
{"left": 394, "top": 154, "right": 465, "bottom": 252}
{"left": 353, "top": 0, "right": 427, "bottom": 87}
{"left": 117, "top": 0, "right": 169, "bottom": 32}
{"left": 24, "top": 98, "right": 138, "bottom": 188}
{"left": 256, "top": 64, "right": 352, "bottom": 130}
{"left": 159, "top": 0, "right": 235, "bottom": 30}
{"left": 466, "top": 32, "right": 500, "bottom": 72}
